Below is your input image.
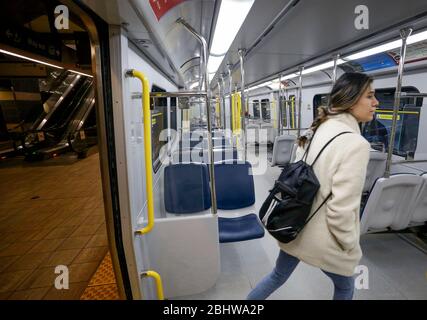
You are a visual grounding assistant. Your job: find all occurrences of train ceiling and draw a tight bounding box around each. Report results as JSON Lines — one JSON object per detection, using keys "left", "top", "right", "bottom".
{"left": 82, "top": 0, "right": 427, "bottom": 90}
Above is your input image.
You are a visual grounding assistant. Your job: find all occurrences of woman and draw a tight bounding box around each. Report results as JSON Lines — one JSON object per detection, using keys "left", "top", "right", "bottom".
{"left": 248, "top": 72, "right": 379, "bottom": 300}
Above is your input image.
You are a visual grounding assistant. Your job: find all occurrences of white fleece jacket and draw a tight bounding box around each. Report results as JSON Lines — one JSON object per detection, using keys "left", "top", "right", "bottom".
{"left": 279, "top": 112, "right": 370, "bottom": 276}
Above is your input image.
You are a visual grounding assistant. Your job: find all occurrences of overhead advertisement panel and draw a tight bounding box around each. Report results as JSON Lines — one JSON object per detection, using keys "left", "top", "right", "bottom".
{"left": 149, "top": 0, "right": 186, "bottom": 21}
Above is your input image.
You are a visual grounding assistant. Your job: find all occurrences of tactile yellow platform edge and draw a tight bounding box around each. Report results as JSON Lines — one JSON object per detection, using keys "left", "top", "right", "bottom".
{"left": 80, "top": 252, "right": 121, "bottom": 300}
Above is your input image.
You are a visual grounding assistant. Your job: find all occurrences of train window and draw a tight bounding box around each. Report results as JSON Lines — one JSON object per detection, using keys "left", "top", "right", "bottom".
{"left": 253, "top": 100, "right": 260, "bottom": 119}
{"left": 261, "top": 99, "right": 271, "bottom": 121}
{"left": 289, "top": 95, "right": 296, "bottom": 129}
{"left": 313, "top": 93, "right": 329, "bottom": 119}
{"left": 362, "top": 86, "right": 422, "bottom": 156}
{"left": 151, "top": 85, "right": 174, "bottom": 173}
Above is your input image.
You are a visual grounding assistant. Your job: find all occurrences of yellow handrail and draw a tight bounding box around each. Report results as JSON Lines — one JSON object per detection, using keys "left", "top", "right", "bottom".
{"left": 142, "top": 271, "right": 165, "bottom": 300}
{"left": 128, "top": 69, "right": 155, "bottom": 235}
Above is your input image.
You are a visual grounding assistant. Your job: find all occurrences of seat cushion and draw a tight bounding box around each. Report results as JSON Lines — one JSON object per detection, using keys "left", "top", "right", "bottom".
{"left": 218, "top": 214, "right": 265, "bottom": 243}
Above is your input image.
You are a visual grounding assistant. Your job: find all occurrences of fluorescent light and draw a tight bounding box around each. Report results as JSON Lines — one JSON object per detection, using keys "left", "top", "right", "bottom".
{"left": 210, "top": 0, "right": 255, "bottom": 55}
{"left": 302, "top": 59, "right": 345, "bottom": 75}
{"left": 189, "top": 82, "right": 199, "bottom": 90}
{"left": 0, "top": 49, "right": 64, "bottom": 69}
{"left": 208, "top": 0, "right": 255, "bottom": 77}
{"left": 69, "top": 69, "right": 93, "bottom": 78}
{"left": 207, "top": 55, "right": 225, "bottom": 74}
{"left": 282, "top": 73, "right": 299, "bottom": 80}
{"left": 407, "top": 30, "right": 427, "bottom": 44}
{"left": 246, "top": 30, "right": 427, "bottom": 92}
{"left": 344, "top": 40, "right": 402, "bottom": 61}
{"left": 344, "top": 30, "right": 427, "bottom": 61}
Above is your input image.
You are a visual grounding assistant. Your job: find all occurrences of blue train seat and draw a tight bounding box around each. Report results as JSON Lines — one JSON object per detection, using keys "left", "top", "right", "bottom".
{"left": 214, "top": 161, "right": 255, "bottom": 209}
{"left": 214, "top": 161, "right": 264, "bottom": 242}
{"left": 218, "top": 214, "right": 265, "bottom": 243}
{"left": 164, "top": 162, "right": 264, "bottom": 242}
{"left": 164, "top": 163, "right": 211, "bottom": 213}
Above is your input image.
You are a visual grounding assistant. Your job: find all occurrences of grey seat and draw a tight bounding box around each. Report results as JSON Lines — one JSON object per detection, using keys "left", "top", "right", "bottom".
{"left": 363, "top": 151, "right": 387, "bottom": 193}
{"left": 260, "top": 123, "right": 274, "bottom": 144}
{"left": 246, "top": 123, "right": 259, "bottom": 144}
{"left": 410, "top": 173, "right": 427, "bottom": 226}
{"left": 360, "top": 174, "right": 423, "bottom": 234}
{"left": 271, "top": 135, "right": 297, "bottom": 166}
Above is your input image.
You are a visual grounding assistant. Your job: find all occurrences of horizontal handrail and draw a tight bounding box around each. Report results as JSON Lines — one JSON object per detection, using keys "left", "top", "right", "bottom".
{"left": 392, "top": 159, "right": 427, "bottom": 165}
{"left": 399, "top": 92, "right": 427, "bottom": 98}
{"left": 151, "top": 91, "right": 208, "bottom": 98}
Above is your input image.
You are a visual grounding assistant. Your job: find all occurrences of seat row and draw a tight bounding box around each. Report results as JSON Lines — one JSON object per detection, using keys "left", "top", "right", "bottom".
{"left": 361, "top": 172, "right": 427, "bottom": 234}
{"left": 270, "top": 135, "right": 390, "bottom": 195}
{"left": 164, "top": 161, "right": 265, "bottom": 243}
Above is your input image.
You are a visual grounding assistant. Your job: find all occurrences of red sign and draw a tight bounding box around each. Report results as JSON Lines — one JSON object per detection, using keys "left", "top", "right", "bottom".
{"left": 149, "top": 0, "right": 185, "bottom": 21}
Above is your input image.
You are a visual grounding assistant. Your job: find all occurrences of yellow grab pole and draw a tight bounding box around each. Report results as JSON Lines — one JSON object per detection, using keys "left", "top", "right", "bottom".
{"left": 231, "top": 93, "right": 235, "bottom": 133}
{"left": 237, "top": 93, "right": 242, "bottom": 131}
{"left": 142, "top": 271, "right": 165, "bottom": 300}
{"left": 128, "top": 70, "right": 154, "bottom": 235}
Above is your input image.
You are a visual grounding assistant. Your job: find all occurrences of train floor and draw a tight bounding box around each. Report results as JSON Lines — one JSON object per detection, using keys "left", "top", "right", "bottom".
{"left": 0, "top": 150, "right": 119, "bottom": 300}
{"left": 175, "top": 146, "right": 427, "bottom": 300}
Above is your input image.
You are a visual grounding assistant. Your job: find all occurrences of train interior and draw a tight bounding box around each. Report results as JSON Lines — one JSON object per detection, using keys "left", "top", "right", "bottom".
{"left": 0, "top": 0, "right": 426, "bottom": 300}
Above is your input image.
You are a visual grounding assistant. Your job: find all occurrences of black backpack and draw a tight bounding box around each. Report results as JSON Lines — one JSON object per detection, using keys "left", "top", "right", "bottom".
{"left": 259, "top": 131, "right": 351, "bottom": 243}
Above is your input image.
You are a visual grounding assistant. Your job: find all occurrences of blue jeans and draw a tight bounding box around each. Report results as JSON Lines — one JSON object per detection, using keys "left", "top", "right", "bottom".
{"left": 247, "top": 250, "right": 354, "bottom": 300}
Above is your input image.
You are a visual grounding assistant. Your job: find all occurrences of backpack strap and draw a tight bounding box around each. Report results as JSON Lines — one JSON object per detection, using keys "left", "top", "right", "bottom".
{"left": 310, "top": 131, "right": 352, "bottom": 166}
{"left": 302, "top": 130, "right": 316, "bottom": 162}
{"left": 302, "top": 131, "right": 352, "bottom": 227}
{"left": 302, "top": 192, "right": 332, "bottom": 229}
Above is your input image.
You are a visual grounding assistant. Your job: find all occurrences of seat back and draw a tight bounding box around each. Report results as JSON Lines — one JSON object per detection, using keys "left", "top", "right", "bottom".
{"left": 411, "top": 173, "right": 427, "bottom": 224}
{"left": 260, "top": 123, "right": 273, "bottom": 144}
{"left": 363, "top": 151, "right": 387, "bottom": 192}
{"left": 172, "top": 148, "right": 238, "bottom": 164}
{"left": 214, "top": 161, "right": 255, "bottom": 210}
{"left": 360, "top": 174, "right": 423, "bottom": 234}
{"left": 271, "top": 135, "right": 297, "bottom": 166}
{"left": 164, "top": 163, "right": 211, "bottom": 213}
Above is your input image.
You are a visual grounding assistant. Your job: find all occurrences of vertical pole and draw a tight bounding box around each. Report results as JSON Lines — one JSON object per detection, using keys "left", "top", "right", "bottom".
{"left": 218, "top": 82, "right": 222, "bottom": 129}
{"left": 278, "top": 74, "right": 283, "bottom": 136}
{"left": 239, "top": 49, "right": 247, "bottom": 161}
{"left": 384, "top": 28, "right": 413, "bottom": 178}
{"left": 297, "top": 66, "right": 304, "bottom": 137}
{"left": 167, "top": 97, "right": 171, "bottom": 157}
{"left": 228, "top": 64, "right": 233, "bottom": 135}
{"left": 284, "top": 86, "right": 289, "bottom": 134}
{"left": 221, "top": 75, "right": 226, "bottom": 131}
{"left": 177, "top": 18, "right": 217, "bottom": 214}
{"left": 332, "top": 54, "right": 340, "bottom": 86}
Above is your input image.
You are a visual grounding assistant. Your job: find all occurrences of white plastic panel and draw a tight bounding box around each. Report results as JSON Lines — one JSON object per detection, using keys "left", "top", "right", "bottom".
{"left": 144, "top": 214, "right": 220, "bottom": 299}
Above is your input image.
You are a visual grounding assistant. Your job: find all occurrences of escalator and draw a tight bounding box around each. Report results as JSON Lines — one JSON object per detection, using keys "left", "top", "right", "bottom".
{"left": 0, "top": 70, "right": 83, "bottom": 158}
{"left": 24, "top": 77, "right": 96, "bottom": 160}
{"left": 28, "top": 72, "right": 84, "bottom": 132}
